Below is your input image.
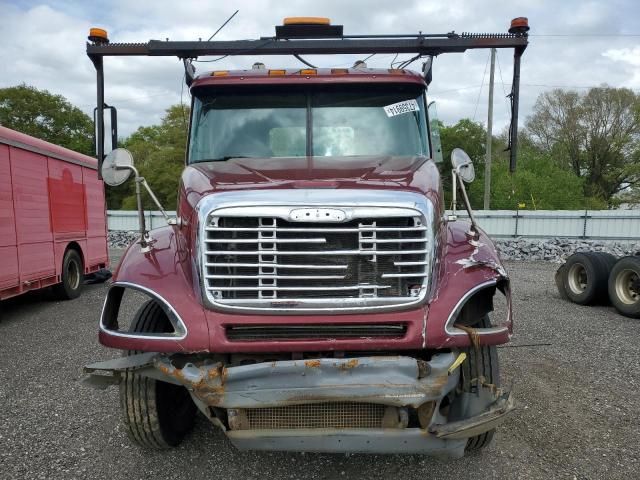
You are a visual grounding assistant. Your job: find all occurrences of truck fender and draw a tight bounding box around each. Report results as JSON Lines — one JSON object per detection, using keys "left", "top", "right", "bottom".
{"left": 99, "top": 226, "right": 209, "bottom": 352}
{"left": 426, "top": 220, "right": 512, "bottom": 348}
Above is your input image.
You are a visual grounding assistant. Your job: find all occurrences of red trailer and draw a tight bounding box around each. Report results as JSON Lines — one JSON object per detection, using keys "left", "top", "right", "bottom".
{"left": 0, "top": 126, "right": 108, "bottom": 301}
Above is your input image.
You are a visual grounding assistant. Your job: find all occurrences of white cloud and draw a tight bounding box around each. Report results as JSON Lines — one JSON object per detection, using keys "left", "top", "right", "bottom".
{"left": 1, "top": 0, "right": 639, "bottom": 137}
{"left": 603, "top": 47, "right": 640, "bottom": 88}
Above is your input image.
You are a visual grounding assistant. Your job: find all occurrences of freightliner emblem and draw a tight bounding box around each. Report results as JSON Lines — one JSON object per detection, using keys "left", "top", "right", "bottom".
{"left": 289, "top": 208, "right": 346, "bottom": 222}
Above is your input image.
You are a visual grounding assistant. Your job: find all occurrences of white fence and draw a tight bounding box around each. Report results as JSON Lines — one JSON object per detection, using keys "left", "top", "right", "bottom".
{"left": 107, "top": 209, "right": 640, "bottom": 241}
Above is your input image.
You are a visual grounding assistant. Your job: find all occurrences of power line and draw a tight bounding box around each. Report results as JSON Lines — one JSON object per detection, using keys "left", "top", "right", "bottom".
{"left": 472, "top": 52, "right": 491, "bottom": 121}
{"left": 495, "top": 52, "right": 512, "bottom": 120}
{"left": 531, "top": 33, "right": 640, "bottom": 37}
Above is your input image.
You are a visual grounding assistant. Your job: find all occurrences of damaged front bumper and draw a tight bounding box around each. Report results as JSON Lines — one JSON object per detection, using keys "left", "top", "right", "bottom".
{"left": 85, "top": 352, "right": 514, "bottom": 457}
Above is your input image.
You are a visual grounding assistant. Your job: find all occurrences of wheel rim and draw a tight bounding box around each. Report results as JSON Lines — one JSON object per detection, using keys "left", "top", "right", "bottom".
{"left": 68, "top": 259, "right": 81, "bottom": 290}
{"left": 615, "top": 269, "right": 640, "bottom": 305}
{"left": 567, "top": 263, "right": 588, "bottom": 295}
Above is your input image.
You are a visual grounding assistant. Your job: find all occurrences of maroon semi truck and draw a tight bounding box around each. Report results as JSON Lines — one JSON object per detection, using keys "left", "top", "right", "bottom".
{"left": 85, "top": 18, "right": 528, "bottom": 457}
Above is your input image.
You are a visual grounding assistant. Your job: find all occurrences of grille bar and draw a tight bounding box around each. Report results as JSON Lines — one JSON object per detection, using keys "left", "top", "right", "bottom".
{"left": 382, "top": 271, "right": 428, "bottom": 278}
{"left": 205, "top": 262, "right": 349, "bottom": 270}
{"left": 206, "top": 274, "right": 345, "bottom": 280}
{"left": 205, "top": 226, "right": 428, "bottom": 233}
{"left": 226, "top": 324, "right": 407, "bottom": 340}
{"left": 204, "top": 249, "right": 429, "bottom": 255}
{"left": 207, "top": 284, "right": 392, "bottom": 292}
{"left": 205, "top": 238, "right": 327, "bottom": 244}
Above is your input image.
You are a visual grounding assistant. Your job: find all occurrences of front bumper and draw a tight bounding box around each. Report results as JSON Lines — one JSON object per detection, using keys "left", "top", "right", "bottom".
{"left": 85, "top": 352, "right": 514, "bottom": 457}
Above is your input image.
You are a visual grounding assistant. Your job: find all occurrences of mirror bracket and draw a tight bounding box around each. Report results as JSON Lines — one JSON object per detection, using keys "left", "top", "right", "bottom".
{"left": 453, "top": 167, "right": 480, "bottom": 240}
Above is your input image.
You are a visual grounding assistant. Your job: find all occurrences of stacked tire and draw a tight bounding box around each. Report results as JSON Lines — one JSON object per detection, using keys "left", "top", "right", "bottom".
{"left": 556, "top": 252, "right": 640, "bottom": 318}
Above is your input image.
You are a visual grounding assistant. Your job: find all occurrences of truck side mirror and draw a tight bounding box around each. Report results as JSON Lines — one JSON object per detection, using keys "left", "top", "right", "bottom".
{"left": 427, "top": 101, "right": 443, "bottom": 163}
{"left": 451, "top": 148, "right": 475, "bottom": 183}
{"left": 94, "top": 104, "right": 118, "bottom": 157}
{"left": 101, "top": 148, "right": 133, "bottom": 187}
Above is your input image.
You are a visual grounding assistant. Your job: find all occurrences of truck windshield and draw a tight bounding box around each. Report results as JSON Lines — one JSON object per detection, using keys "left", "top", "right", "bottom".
{"left": 189, "top": 85, "right": 428, "bottom": 162}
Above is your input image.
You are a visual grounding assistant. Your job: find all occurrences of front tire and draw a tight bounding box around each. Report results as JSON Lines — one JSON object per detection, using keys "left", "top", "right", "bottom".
{"left": 460, "top": 315, "right": 500, "bottom": 452}
{"left": 52, "top": 249, "right": 83, "bottom": 300}
{"left": 119, "top": 301, "right": 197, "bottom": 448}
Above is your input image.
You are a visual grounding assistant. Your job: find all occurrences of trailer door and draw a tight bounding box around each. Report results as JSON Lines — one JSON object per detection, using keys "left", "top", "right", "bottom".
{"left": 0, "top": 144, "right": 19, "bottom": 291}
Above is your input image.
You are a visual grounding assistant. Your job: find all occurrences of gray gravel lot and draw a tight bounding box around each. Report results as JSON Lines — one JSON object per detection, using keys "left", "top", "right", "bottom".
{"left": 1, "top": 255, "right": 639, "bottom": 480}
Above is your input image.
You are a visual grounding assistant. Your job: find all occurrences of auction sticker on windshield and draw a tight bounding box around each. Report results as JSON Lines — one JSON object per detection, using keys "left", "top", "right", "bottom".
{"left": 383, "top": 99, "right": 420, "bottom": 117}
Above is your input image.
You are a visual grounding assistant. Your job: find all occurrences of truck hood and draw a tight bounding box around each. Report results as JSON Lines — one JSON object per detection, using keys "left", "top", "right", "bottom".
{"left": 181, "top": 156, "right": 441, "bottom": 207}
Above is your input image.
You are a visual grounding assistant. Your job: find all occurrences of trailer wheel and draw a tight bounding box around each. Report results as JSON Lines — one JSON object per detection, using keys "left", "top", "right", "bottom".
{"left": 52, "top": 249, "right": 84, "bottom": 300}
{"left": 561, "top": 252, "right": 611, "bottom": 305}
{"left": 120, "top": 300, "right": 197, "bottom": 449}
{"left": 460, "top": 315, "right": 500, "bottom": 452}
{"left": 555, "top": 264, "right": 569, "bottom": 300}
{"left": 608, "top": 256, "right": 640, "bottom": 318}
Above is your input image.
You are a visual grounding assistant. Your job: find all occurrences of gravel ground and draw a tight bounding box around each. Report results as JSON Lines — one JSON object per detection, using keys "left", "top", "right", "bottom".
{"left": 1, "top": 254, "right": 639, "bottom": 479}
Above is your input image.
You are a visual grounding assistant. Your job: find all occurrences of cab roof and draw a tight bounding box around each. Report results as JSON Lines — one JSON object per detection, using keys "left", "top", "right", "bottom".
{"left": 191, "top": 67, "right": 426, "bottom": 89}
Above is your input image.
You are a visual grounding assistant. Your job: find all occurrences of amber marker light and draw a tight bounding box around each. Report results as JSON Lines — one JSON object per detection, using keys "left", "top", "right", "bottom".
{"left": 509, "top": 17, "right": 530, "bottom": 34}
{"left": 88, "top": 27, "right": 109, "bottom": 43}
{"left": 283, "top": 17, "right": 331, "bottom": 25}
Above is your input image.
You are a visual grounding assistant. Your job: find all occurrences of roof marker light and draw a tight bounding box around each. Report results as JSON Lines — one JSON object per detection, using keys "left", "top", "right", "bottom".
{"left": 211, "top": 71, "right": 229, "bottom": 76}
{"left": 283, "top": 17, "right": 331, "bottom": 25}
{"left": 331, "top": 68, "right": 349, "bottom": 75}
{"left": 88, "top": 27, "right": 109, "bottom": 44}
{"left": 509, "top": 17, "right": 530, "bottom": 35}
{"left": 268, "top": 69, "right": 287, "bottom": 76}
{"left": 300, "top": 69, "right": 317, "bottom": 75}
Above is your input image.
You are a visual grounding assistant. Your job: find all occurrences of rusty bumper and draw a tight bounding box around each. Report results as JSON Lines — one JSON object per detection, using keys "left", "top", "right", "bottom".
{"left": 85, "top": 352, "right": 514, "bottom": 456}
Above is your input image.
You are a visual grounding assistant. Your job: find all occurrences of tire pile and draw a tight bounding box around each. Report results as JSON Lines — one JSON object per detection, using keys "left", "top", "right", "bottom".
{"left": 556, "top": 252, "right": 640, "bottom": 318}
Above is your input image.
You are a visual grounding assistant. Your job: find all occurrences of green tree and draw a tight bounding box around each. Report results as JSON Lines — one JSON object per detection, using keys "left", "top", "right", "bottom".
{"left": 486, "top": 145, "right": 606, "bottom": 210}
{"left": 0, "top": 84, "right": 94, "bottom": 155}
{"left": 115, "top": 105, "right": 189, "bottom": 210}
{"left": 526, "top": 87, "right": 640, "bottom": 204}
{"left": 439, "top": 119, "right": 491, "bottom": 208}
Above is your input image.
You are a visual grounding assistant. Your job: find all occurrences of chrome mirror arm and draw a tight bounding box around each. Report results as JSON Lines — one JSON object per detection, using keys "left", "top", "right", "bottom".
{"left": 453, "top": 167, "right": 480, "bottom": 239}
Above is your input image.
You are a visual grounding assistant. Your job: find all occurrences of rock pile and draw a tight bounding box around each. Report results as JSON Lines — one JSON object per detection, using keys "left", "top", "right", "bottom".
{"left": 107, "top": 231, "right": 640, "bottom": 263}
{"left": 108, "top": 231, "right": 139, "bottom": 249}
{"left": 495, "top": 238, "right": 640, "bottom": 263}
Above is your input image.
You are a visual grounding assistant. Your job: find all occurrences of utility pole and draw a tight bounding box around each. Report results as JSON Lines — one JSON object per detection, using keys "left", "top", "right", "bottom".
{"left": 484, "top": 48, "right": 496, "bottom": 210}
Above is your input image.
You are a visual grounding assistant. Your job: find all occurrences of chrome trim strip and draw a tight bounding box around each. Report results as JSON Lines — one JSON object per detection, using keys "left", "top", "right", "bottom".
{"left": 206, "top": 284, "right": 392, "bottom": 292}
{"left": 205, "top": 262, "right": 348, "bottom": 270}
{"left": 205, "top": 274, "right": 345, "bottom": 280}
{"left": 205, "top": 238, "right": 327, "bottom": 244}
{"left": 196, "top": 189, "right": 437, "bottom": 314}
{"left": 99, "top": 281, "right": 188, "bottom": 341}
{"left": 205, "top": 226, "right": 428, "bottom": 232}
{"left": 443, "top": 279, "right": 510, "bottom": 337}
{"left": 203, "top": 249, "right": 430, "bottom": 256}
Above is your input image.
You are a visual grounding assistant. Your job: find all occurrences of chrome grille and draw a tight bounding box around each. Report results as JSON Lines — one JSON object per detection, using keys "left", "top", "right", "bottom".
{"left": 237, "top": 402, "right": 387, "bottom": 430}
{"left": 198, "top": 193, "right": 434, "bottom": 313}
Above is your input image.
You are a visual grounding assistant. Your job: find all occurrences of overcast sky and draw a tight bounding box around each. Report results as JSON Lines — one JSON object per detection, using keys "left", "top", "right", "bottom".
{"left": 1, "top": 0, "right": 639, "bottom": 137}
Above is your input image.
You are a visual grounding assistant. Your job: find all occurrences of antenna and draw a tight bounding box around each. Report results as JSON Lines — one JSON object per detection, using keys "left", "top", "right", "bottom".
{"left": 207, "top": 10, "right": 239, "bottom": 41}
